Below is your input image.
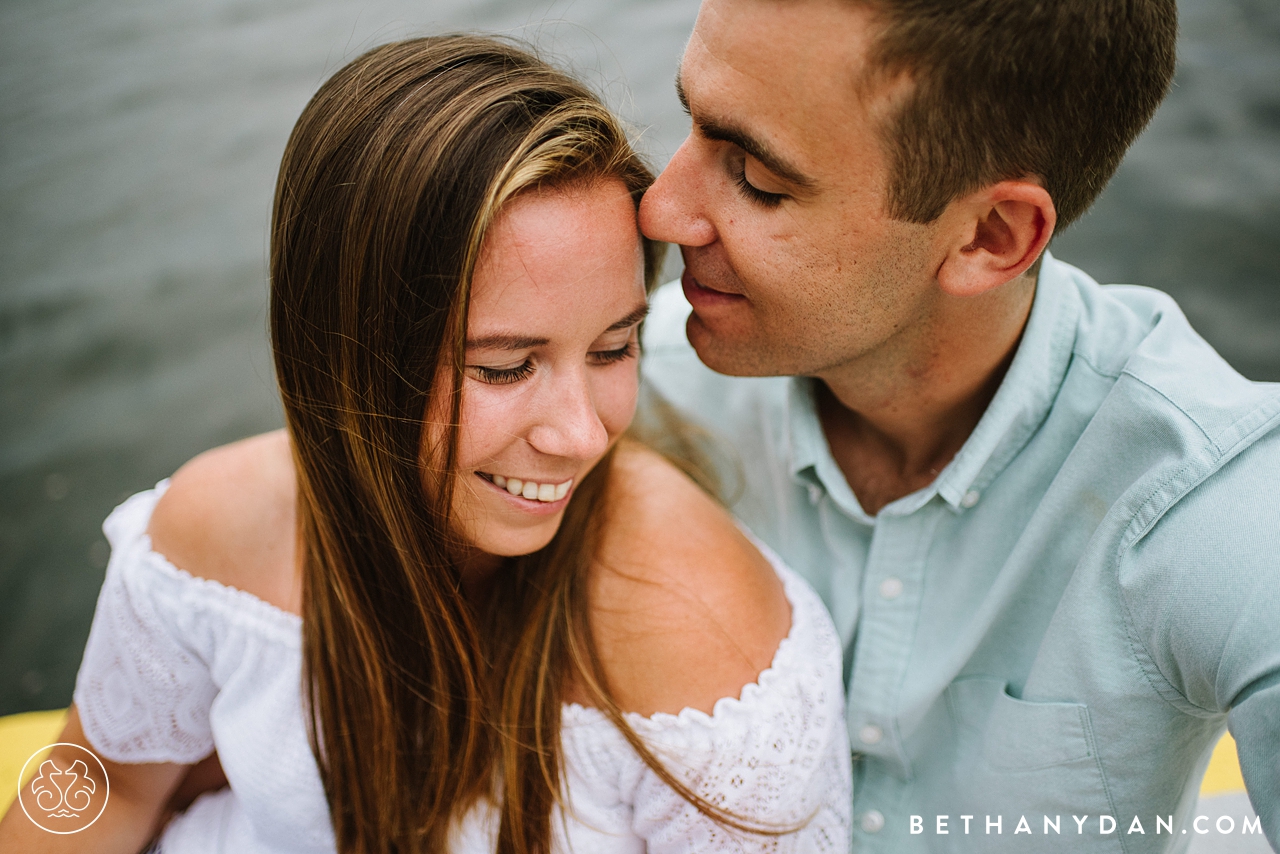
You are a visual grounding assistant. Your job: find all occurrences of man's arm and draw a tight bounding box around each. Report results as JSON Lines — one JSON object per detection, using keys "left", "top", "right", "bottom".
{"left": 1231, "top": 676, "right": 1280, "bottom": 838}
{"left": 1118, "top": 426, "right": 1280, "bottom": 848}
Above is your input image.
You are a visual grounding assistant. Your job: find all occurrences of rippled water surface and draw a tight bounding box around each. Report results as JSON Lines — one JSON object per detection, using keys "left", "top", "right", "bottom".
{"left": 2, "top": 0, "right": 1278, "bottom": 714}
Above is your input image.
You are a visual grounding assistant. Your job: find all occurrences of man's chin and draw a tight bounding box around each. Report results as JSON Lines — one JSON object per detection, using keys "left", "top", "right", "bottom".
{"left": 685, "top": 313, "right": 786, "bottom": 378}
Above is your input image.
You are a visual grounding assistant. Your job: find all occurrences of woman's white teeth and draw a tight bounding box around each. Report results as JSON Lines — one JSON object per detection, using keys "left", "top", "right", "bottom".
{"left": 489, "top": 474, "right": 571, "bottom": 502}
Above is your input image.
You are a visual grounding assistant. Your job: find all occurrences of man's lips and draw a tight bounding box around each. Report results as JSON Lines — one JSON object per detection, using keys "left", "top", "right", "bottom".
{"left": 681, "top": 269, "right": 747, "bottom": 309}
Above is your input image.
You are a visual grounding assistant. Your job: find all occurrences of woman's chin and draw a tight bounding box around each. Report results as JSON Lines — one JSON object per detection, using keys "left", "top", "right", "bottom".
{"left": 467, "top": 514, "right": 567, "bottom": 562}
{"left": 453, "top": 470, "right": 579, "bottom": 558}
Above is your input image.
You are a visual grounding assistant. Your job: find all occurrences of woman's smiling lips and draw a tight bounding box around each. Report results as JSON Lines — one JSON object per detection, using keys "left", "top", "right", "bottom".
{"left": 476, "top": 471, "right": 574, "bottom": 513}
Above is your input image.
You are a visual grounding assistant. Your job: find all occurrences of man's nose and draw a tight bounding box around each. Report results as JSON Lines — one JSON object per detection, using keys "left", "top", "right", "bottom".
{"left": 525, "top": 370, "right": 610, "bottom": 462}
{"left": 639, "top": 136, "right": 717, "bottom": 248}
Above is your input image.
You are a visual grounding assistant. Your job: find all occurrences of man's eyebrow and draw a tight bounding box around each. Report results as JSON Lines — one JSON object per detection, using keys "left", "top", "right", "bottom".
{"left": 465, "top": 303, "right": 648, "bottom": 351}
{"left": 674, "top": 70, "right": 816, "bottom": 192}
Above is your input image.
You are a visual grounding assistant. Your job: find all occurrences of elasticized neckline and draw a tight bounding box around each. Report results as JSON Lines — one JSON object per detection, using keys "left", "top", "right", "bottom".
{"left": 110, "top": 483, "right": 821, "bottom": 721}
{"left": 107, "top": 481, "right": 303, "bottom": 634}
{"left": 561, "top": 557, "right": 821, "bottom": 730}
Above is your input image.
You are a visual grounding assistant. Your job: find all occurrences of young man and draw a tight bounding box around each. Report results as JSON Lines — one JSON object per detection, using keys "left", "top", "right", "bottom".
{"left": 638, "top": 0, "right": 1280, "bottom": 850}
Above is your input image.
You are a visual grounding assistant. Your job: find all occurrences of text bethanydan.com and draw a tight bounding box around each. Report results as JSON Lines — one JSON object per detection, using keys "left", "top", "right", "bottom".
{"left": 909, "top": 814, "right": 1262, "bottom": 837}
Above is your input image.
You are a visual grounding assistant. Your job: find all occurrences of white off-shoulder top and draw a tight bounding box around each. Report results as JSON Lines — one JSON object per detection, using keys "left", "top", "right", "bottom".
{"left": 73, "top": 482, "right": 852, "bottom": 853}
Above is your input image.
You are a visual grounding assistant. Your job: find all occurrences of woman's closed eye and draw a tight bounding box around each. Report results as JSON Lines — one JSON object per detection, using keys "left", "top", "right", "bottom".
{"left": 588, "top": 339, "right": 637, "bottom": 366}
{"left": 466, "top": 335, "right": 637, "bottom": 386}
{"left": 467, "top": 360, "right": 535, "bottom": 385}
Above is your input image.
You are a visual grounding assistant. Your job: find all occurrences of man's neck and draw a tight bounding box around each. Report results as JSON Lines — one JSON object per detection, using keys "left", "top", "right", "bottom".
{"left": 816, "top": 277, "right": 1035, "bottom": 516}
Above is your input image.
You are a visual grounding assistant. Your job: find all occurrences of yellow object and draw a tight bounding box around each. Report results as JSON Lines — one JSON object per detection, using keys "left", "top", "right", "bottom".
{"left": 1200, "top": 730, "right": 1247, "bottom": 796}
{"left": 0, "top": 708, "right": 69, "bottom": 817}
{"left": 0, "top": 709, "right": 1249, "bottom": 818}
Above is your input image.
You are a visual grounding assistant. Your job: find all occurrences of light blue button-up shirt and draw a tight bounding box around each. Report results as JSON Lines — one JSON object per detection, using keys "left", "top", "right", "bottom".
{"left": 641, "top": 253, "right": 1280, "bottom": 852}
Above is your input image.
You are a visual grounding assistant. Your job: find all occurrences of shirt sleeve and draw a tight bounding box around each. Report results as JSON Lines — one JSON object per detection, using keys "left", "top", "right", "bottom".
{"left": 1118, "top": 428, "right": 1280, "bottom": 847}
{"left": 72, "top": 489, "right": 218, "bottom": 765}
{"left": 623, "top": 568, "right": 853, "bottom": 853}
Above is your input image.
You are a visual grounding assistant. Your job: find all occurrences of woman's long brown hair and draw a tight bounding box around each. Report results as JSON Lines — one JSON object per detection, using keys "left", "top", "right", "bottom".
{"left": 270, "top": 35, "right": 783, "bottom": 854}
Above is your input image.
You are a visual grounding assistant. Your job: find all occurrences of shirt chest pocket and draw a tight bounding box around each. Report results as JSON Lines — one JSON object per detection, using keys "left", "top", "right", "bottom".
{"left": 981, "top": 684, "right": 1095, "bottom": 770}
{"left": 942, "top": 678, "right": 1119, "bottom": 849}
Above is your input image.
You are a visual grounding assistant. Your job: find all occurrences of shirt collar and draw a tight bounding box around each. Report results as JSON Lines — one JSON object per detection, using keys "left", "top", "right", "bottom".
{"left": 785, "top": 252, "right": 1081, "bottom": 516}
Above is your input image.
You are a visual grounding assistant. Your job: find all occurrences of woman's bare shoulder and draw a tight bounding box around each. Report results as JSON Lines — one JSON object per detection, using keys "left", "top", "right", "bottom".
{"left": 146, "top": 430, "right": 300, "bottom": 614}
{"left": 588, "top": 440, "right": 791, "bottom": 717}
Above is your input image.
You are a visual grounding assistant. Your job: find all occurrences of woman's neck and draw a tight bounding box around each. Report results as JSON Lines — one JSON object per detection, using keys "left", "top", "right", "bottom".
{"left": 458, "top": 549, "right": 504, "bottom": 597}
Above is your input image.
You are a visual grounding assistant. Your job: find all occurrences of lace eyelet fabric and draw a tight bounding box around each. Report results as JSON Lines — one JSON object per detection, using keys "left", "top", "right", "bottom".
{"left": 75, "top": 484, "right": 851, "bottom": 853}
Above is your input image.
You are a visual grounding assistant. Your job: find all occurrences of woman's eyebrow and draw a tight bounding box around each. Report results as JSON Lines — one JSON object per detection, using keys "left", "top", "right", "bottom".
{"left": 465, "top": 334, "right": 550, "bottom": 350}
{"left": 607, "top": 302, "right": 649, "bottom": 332}
{"left": 465, "top": 304, "right": 646, "bottom": 351}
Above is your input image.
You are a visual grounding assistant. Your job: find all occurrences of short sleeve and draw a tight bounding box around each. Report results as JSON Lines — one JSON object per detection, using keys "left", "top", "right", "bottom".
{"left": 562, "top": 558, "right": 853, "bottom": 853}
{"left": 72, "top": 485, "right": 218, "bottom": 764}
{"left": 627, "top": 677, "right": 852, "bottom": 854}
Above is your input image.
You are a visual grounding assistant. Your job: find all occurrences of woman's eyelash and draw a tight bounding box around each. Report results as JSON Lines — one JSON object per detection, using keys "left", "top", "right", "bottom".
{"left": 734, "top": 165, "right": 786, "bottom": 208}
{"left": 590, "top": 341, "right": 636, "bottom": 365}
{"left": 470, "top": 361, "right": 534, "bottom": 385}
{"left": 468, "top": 342, "right": 635, "bottom": 385}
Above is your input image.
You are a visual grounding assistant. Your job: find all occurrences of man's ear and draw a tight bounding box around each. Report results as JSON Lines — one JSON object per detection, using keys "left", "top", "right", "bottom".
{"left": 936, "top": 179, "right": 1056, "bottom": 298}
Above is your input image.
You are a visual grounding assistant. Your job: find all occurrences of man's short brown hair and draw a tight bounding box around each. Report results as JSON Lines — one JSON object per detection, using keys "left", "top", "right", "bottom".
{"left": 862, "top": 0, "right": 1177, "bottom": 229}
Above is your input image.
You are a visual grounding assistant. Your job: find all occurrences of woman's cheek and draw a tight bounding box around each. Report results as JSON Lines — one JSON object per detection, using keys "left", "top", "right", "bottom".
{"left": 596, "top": 364, "right": 640, "bottom": 440}
{"left": 456, "top": 383, "right": 527, "bottom": 463}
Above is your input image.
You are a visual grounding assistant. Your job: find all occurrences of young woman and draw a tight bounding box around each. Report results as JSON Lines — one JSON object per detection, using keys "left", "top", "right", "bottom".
{"left": 0, "top": 35, "right": 850, "bottom": 853}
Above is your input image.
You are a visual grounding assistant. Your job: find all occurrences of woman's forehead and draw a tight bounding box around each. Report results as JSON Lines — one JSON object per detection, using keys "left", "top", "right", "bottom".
{"left": 468, "top": 182, "right": 646, "bottom": 340}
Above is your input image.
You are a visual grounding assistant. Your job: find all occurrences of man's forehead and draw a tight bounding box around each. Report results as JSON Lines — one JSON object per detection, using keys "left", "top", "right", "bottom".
{"left": 686, "top": 0, "right": 877, "bottom": 91}
{"left": 681, "top": 0, "right": 884, "bottom": 160}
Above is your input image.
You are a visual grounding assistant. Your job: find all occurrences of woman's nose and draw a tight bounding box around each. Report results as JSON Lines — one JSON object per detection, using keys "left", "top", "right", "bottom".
{"left": 525, "top": 370, "right": 610, "bottom": 461}
{"left": 639, "top": 136, "right": 717, "bottom": 248}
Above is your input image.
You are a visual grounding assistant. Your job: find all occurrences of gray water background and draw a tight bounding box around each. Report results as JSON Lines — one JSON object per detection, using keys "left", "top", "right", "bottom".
{"left": 1, "top": 0, "right": 1278, "bottom": 718}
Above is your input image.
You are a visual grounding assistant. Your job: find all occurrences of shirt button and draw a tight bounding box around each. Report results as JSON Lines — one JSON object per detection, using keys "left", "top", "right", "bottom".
{"left": 878, "top": 577, "right": 903, "bottom": 600}
{"left": 859, "top": 724, "right": 883, "bottom": 745}
{"left": 861, "top": 810, "right": 886, "bottom": 833}
{"left": 807, "top": 484, "right": 822, "bottom": 504}
{"left": 961, "top": 489, "right": 981, "bottom": 508}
